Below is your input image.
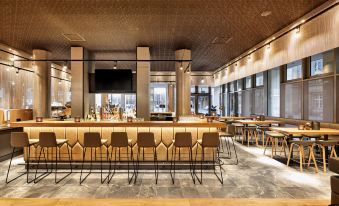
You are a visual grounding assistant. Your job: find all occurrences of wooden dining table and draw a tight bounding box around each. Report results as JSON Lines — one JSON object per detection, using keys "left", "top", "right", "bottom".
{"left": 270, "top": 127, "right": 339, "bottom": 158}
{"left": 269, "top": 127, "right": 339, "bottom": 140}
{"left": 235, "top": 119, "right": 284, "bottom": 145}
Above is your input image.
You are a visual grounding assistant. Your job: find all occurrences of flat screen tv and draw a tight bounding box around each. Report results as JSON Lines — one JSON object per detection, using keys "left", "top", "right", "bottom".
{"left": 94, "top": 69, "right": 133, "bottom": 93}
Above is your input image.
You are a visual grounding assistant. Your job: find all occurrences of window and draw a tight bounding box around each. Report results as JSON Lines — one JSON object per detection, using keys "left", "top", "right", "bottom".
{"left": 304, "top": 77, "right": 333, "bottom": 122}
{"left": 253, "top": 88, "right": 264, "bottom": 115}
{"left": 229, "top": 82, "right": 235, "bottom": 92}
{"left": 150, "top": 84, "right": 167, "bottom": 112}
{"left": 268, "top": 68, "right": 280, "bottom": 117}
{"left": 237, "top": 79, "right": 243, "bottom": 91}
{"left": 190, "top": 96, "right": 196, "bottom": 114}
{"left": 310, "top": 50, "right": 334, "bottom": 76}
{"left": 256, "top": 72, "right": 264, "bottom": 86}
{"left": 286, "top": 60, "right": 302, "bottom": 80}
{"left": 282, "top": 82, "right": 302, "bottom": 119}
{"left": 191, "top": 86, "right": 196, "bottom": 93}
{"left": 237, "top": 91, "right": 242, "bottom": 116}
{"left": 198, "top": 86, "right": 209, "bottom": 93}
{"left": 198, "top": 96, "right": 209, "bottom": 114}
{"left": 245, "top": 76, "right": 252, "bottom": 89}
{"left": 212, "top": 87, "right": 221, "bottom": 115}
{"left": 242, "top": 90, "right": 252, "bottom": 116}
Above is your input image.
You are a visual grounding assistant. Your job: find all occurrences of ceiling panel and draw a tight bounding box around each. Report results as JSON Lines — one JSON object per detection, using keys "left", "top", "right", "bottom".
{"left": 0, "top": 0, "right": 328, "bottom": 71}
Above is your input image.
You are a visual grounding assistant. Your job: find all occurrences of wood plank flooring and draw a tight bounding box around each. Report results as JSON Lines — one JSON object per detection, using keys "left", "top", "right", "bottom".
{"left": 0, "top": 198, "right": 330, "bottom": 206}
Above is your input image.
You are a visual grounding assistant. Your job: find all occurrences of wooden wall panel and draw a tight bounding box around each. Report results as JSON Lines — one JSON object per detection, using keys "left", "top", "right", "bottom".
{"left": 214, "top": 6, "right": 339, "bottom": 86}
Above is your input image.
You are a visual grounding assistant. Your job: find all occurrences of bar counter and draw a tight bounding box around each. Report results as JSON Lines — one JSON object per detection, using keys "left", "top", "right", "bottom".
{"left": 10, "top": 120, "right": 225, "bottom": 162}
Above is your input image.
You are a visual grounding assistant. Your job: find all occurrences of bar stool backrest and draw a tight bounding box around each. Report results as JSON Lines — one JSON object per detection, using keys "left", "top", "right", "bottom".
{"left": 111, "top": 132, "right": 128, "bottom": 147}
{"left": 137, "top": 132, "right": 155, "bottom": 147}
{"left": 227, "top": 125, "right": 236, "bottom": 136}
{"left": 39, "top": 132, "right": 57, "bottom": 147}
{"left": 84, "top": 132, "right": 101, "bottom": 147}
{"left": 174, "top": 132, "right": 192, "bottom": 147}
{"left": 11, "top": 132, "right": 29, "bottom": 148}
{"left": 202, "top": 132, "right": 220, "bottom": 147}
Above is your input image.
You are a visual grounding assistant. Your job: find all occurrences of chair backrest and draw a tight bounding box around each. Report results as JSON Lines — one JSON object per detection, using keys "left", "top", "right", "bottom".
{"left": 227, "top": 124, "right": 236, "bottom": 136}
{"left": 174, "top": 132, "right": 192, "bottom": 147}
{"left": 11, "top": 132, "right": 29, "bottom": 148}
{"left": 84, "top": 132, "right": 101, "bottom": 147}
{"left": 39, "top": 132, "right": 57, "bottom": 147}
{"left": 202, "top": 132, "right": 220, "bottom": 147}
{"left": 111, "top": 132, "right": 129, "bottom": 147}
{"left": 137, "top": 132, "right": 155, "bottom": 147}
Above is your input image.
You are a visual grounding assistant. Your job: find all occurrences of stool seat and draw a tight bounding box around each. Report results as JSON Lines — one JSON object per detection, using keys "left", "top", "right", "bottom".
{"left": 303, "top": 134, "right": 321, "bottom": 138}
{"left": 316, "top": 140, "right": 338, "bottom": 146}
{"left": 292, "top": 134, "right": 303, "bottom": 138}
{"left": 290, "top": 140, "right": 315, "bottom": 146}
{"left": 218, "top": 131, "right": 233, "bottom": 137}
{"left": 233, "top": 123, "right": 244, "bottom": 127}
{"left": 266, "top": 131, "right": 285, "bottom": 138}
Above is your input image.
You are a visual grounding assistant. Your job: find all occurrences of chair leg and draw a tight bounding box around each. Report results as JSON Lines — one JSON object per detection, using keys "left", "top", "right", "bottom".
{"left": 170, "top": 146, "right": 176, "bottom": 184}
{"left": 154, "top": 147, "right": 158, "bottom": 184}
{"left": 310, "top": 145, "right": 318, "bottom": 173}
{"left": 263, "top": 136, "right": 270, "bottom": 155}
{"left": 321, "top": 146, "right": 326, "bottom": 174}
{"left": 189, "top": 146, "right": 195, "bottom": 184}
{"left": 287, "top": 143, "right": 294, "bottom": 166}
{"left": 5, "top": 147, "right": 31, "bottom": 184}
{"left": 213, "top": 147, "right": 223, "bottom": 184}
{"left": 134, "top": 147, "right": 140, "bottom": 184}
{"left": 299, "top": 146, "right": 303, "bottom": 172}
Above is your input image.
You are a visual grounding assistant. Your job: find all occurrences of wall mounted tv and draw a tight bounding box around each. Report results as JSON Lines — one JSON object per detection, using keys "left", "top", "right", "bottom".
{"left": 93, "top": 69, "right": 134, "bottom": 93}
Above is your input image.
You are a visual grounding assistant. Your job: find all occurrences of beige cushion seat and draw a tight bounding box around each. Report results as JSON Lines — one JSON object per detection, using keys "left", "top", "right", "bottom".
{"left": 265, "top": 131, "right": 285, "bottom": 138}
{"left": 315, "top": 139, "right": 338, "bottom": 147}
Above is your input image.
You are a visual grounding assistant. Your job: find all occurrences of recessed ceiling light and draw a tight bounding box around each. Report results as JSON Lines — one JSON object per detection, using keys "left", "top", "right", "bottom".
{"left": 261, "top": 11, "right": 272, "bottom": 17}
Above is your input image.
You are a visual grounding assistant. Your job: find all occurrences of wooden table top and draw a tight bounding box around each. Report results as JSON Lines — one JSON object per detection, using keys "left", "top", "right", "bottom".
{"left": 236, "top": 119, "right": 283, "bottom": 125}
{"left": 218, "top": 116, "right": 251, "bottom": 120}
{"left": 270, "top": 127, "right": 339, "bottom": 135}
{"left": 10, "top": 120, "right": 226, "bottom": 128}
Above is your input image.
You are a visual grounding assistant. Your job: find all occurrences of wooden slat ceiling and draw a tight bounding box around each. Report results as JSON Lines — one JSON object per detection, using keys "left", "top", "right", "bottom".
{"left": 0, "top": 0, "right": 328, "bottom": 71}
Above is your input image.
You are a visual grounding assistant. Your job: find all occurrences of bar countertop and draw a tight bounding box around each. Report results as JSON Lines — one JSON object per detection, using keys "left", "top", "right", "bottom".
{"left": 9, "top": 119, "right": 226, "bottom": 128}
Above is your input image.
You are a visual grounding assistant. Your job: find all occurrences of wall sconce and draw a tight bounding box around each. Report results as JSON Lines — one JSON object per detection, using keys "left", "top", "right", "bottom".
{"left": 127, "top": 117, "right": 133, "bottom": 122}
{"left": 74, "top": 117, "right": 81, "bottom": 122}
{"left": 36, "top": 117, "right": 43, "bottom": 122}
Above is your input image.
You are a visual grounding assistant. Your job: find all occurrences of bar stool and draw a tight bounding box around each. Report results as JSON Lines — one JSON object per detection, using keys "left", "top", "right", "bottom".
{"left": 264, "top": 131, "right": 288, "bottom": 158}
{"left": 108, "top": 132, "right": 134, "bottom": 184}
{"left": 256, "top": 125, "right": 270, "bottom": 147}
{"left": 233, "top": 123, "right": 244, "bottom": 142}
{"left": 6, "top": 132, "right": 38, "bottom": 184}
{"left": 314, "top": 139, "right": 338, "bottom": 173}
{"left": 80, "top": 132, "right": 108, "bottom": 184}
{"left": 34, "top": 132, "right": 72, "bottom": 184}
{"left": 195, "top": 132, "right": 223, "bottom": 184}
{"left": 244, "top": 124, "right": 257, "bottom": 146}
{"left": 170, "top": 132, "right": 195, "bottom": 184}
{"left": 218, "top": 124, "right": 238, "bottom": 164}
{"left": 134, "top": 132, "right": 158, "bottom": 184}
{"left": 287, "top": 140, "right": 318, "bottom": 173}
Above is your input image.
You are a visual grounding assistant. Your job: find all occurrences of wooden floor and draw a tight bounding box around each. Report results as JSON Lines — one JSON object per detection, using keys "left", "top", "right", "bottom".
{"left": 0, "top": 198, "right": 330, "bottom": 206}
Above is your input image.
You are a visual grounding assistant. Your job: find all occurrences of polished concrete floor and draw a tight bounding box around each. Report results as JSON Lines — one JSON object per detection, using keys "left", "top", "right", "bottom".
{"left": 0, "top": 142, "right": 332, "bottom": 199}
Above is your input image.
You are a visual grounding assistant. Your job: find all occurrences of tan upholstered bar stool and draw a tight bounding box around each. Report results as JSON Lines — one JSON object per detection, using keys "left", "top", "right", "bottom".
{"left": 6, "top": 132, "right": 38, "bottom": 184}
{"left": 170, "top": 132, "right": 195, "bottom": 184}
{"left": 108, "top": 132, "right": 134, "bottom": 184}
{"left": 218, "top": 124, "right": 238, "bottom": 164}
{"left": 195, "top": 132, "right": 223, "bottom": 184}
{"left": 233, "top": 123, "right": 244, "bottom": 142}
{"left": 34, "top": 132, "right": 72, "bottom": 184}
{"left": 264, "top": 131, "right": 288, "bottom": 158}
{"left": 134, "top": 132, "right": 158, "bottom": 184}
{"left": 287, "top": 140, "right": 318, "bottom": 173}
{"left": 80, "top": 132, "right": 108, "bottom": 184}
{"left": 314, "top": 139, "right": 338, "bottom": 173}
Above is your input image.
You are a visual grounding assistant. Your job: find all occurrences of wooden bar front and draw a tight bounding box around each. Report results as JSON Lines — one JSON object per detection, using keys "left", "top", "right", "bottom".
{"left": 10, "top": 120, "right": 225, "bottom": 162}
